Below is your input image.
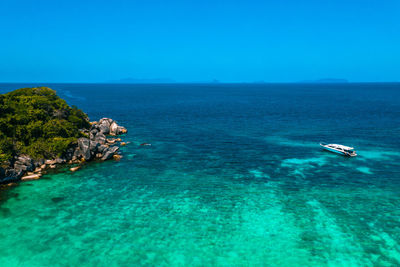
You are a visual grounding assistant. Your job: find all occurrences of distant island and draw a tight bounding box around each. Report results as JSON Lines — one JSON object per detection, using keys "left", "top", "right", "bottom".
{"left": 107, "top": 77, "right": 176, "bottom": 83}
{"left": 0, "top": 87, "right": 127, "bottom": 184}
{"left": 298, "top": 78, "right": 349, "bottom": 84}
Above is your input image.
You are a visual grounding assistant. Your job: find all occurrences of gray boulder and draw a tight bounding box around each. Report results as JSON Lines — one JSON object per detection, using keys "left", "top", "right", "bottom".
{"left": 16, "top": 156, "right": 33, "bottom": 166}
{"left": 95, "top": 132, "right": 106, "bottom": 144}
{"left": 55, "top": 158, "right": 66, "bottom": 164}
{"left": 101, "top": 146, "right": 119, "bottom": 160}
{"left": 99, "top": 118, "right": 113, "bottom": 126}
{"left": 97, "top": 144, "right": 108, "bottom": 153}
{"left": 78, "top": 137, "right": 91, "bottom": 160}
{"left": 4, "top": 169, "right": 23, "bottom": 182}
{"left": 98, "top": 118, "right": 113, "bottom": 134}
{"left": 101, "top": 151, "right": 113, "bottom": 161}
{"left": 117, "top": 126, "right": 127, "bottom": 135}
{"left": 109, "top": 121, "right": 119, "bottom": 135}
{"left": 99, "top": 124, "right": 110, "bottom": 134}
{"left": 13, "top": 163, "right": 28, "bottom": 172}
{"left": 109, "top": 146, "right": 119, "bottom": 154}
{"left": 89, "top": 128, "right": 99, "bottom": 140}
{"left": 14, "top": 156, "right": 34, "bottom": 173}
{"left": 96, "top": 118, "right": 127, "bottom": 136}
{"left": 89, "top": 141, "right": 100, "bottom": 152}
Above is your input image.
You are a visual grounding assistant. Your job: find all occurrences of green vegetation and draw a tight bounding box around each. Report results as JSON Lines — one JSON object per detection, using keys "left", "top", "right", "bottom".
{"left": 0, "top": 87, "right": 90, "bottom": 161}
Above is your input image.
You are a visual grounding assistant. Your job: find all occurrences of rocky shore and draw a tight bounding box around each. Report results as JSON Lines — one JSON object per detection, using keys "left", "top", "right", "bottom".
{"left": 0, "top": 118, "right": 127, "bottom": 184}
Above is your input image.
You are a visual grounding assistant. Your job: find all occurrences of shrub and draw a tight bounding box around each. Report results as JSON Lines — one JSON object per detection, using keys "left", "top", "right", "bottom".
{"left": 0, "top": 87, "right": 90, "bottom": 161}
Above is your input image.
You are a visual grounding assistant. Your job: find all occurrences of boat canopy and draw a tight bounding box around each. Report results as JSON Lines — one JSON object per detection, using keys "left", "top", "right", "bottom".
{"left": 327, "top": 144, "right": 354, "bottom": 150}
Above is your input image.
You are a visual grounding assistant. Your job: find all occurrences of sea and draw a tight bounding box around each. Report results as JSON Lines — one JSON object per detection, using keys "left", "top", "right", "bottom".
{"left": 0, "top": 83, "right": 400, "bottom": 266}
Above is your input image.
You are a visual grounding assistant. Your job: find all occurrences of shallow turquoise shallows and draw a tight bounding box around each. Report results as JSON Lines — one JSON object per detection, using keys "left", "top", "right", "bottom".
{"left": 1, "top": 83, "right": 400, "bottom": 266}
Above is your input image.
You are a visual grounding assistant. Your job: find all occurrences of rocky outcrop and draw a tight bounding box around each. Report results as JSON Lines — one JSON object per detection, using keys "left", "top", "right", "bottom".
{"left": 0, "top": 118, "right": 127, "bottom": 184}
{"left": 0, "top": 166, "right": 20, "bottom": 184}
{"left": 71, "top": 118, "right": 126, "bottom": 162}
{"left": 0, "top": 157, "right": 32, "bottom": 183}
{"left": 95, "top": 118, "right": 127, "bottom": 136}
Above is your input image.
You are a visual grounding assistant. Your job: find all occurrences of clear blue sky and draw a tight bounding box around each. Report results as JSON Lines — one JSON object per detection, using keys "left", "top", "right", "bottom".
{"left": 0, "top": 0, "right": 399, "bottom": 82}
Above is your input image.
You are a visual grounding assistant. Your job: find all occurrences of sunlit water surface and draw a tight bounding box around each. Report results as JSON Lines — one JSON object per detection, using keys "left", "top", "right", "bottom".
{"left": 1, "top": 83, "right": 400, "bottom": 266}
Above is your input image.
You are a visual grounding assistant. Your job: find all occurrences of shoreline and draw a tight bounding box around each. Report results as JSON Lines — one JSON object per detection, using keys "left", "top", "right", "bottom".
{"left": 0, "top": 117, "right": 128, "bottom": 185}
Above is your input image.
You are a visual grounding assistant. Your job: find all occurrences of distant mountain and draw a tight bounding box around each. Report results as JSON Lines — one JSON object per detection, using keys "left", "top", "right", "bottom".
{"left": 107, "top": 78, "right": 176, "bottom": 83}
{"left": 187, "top": 79, "right": 221, "bottom": 84}
{"left": 298, "top": 78, "right": 349, "bottom": 84}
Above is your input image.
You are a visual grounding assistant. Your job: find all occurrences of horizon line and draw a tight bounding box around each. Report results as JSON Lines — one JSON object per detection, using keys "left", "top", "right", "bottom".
{"left": 0, "top": 81, "right": 399, "bottom": 84}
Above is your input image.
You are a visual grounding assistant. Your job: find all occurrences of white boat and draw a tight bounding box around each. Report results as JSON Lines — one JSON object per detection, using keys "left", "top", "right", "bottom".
{"left": 320, "top": 143, "right": 357, "bottom": 157}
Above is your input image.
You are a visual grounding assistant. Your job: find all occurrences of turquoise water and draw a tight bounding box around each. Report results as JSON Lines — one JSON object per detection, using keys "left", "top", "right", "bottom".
{"left": 1, "top": 83, "right": 400, "bottom": 266}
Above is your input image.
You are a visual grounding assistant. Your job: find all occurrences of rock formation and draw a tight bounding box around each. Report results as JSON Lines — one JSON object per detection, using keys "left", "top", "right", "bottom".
{"left": 0, "top": 118, "right": 127, "bottom": 184}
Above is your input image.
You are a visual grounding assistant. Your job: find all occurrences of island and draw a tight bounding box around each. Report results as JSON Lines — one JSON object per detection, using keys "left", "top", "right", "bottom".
{"left": 0, "top": 87, "right": 127, "bottom": 184}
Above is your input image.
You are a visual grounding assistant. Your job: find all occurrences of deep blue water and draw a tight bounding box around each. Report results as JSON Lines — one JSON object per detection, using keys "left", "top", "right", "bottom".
{"left": 1, "top": 83, "right": 400, "bottom": 266}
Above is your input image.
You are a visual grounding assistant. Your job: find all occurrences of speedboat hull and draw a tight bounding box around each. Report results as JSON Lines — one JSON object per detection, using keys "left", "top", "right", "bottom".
{"left": 320, "top": 143, "right": 357, "bottom": 157}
